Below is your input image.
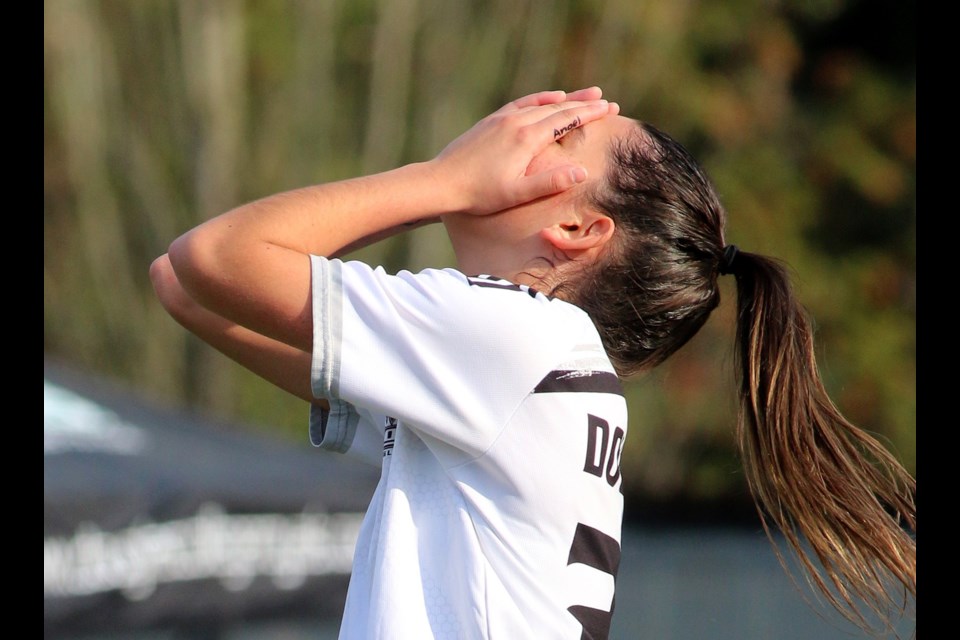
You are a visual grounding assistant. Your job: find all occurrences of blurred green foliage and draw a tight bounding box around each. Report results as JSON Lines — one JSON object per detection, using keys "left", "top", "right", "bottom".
{"left": 44, "top": 0, "right": 914, "bottom": 508}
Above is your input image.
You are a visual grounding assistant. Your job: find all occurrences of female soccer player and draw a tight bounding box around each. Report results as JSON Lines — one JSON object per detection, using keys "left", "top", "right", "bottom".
{"left": 150, "top": 87, "right": 915, "bottom": 639}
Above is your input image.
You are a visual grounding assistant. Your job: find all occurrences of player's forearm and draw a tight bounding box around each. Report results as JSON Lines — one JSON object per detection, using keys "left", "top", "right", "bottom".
{"left": 166, "top": 161, "right": 453, "bottom": 347}
{"left": 169, "top": 161, "right": 453, "bottom": 283}
{"left": 150, "top": 253, "right": 325, "bottom": 407}
{"left": 332, "top": 214, "right": 441, "bottom": 258}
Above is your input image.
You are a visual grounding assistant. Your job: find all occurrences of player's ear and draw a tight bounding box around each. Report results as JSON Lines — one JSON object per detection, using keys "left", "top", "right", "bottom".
{"left": 540, "top": 210, "right": 615, "bottom": 254}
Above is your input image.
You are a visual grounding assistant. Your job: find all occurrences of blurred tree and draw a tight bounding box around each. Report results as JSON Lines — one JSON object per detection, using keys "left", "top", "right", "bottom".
{"left": 44, "top": 0, "right": 914, "bottom": 515}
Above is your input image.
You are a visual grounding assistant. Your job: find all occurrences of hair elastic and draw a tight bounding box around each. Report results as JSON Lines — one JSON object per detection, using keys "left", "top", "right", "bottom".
{"left": 719, "top": 244, "right": 740, "bottom": 276}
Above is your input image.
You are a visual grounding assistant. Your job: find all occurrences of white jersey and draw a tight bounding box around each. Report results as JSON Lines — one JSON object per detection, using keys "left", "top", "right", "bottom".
{"left": 309, "top": 256, "right": 628, "bottom": 640}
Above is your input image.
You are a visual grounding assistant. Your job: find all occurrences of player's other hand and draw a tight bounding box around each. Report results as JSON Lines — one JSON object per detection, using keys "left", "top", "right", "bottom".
{"left": 430, "top": 87, "right": 619, "bottom": 216}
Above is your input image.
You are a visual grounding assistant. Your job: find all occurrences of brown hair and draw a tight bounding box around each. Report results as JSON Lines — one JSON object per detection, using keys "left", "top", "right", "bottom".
{"left": 566, "top": 121, "right": 916, "bottom": 633}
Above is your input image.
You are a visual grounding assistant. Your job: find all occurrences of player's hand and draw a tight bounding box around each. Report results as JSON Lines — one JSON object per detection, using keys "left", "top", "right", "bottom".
{"left": 430, "top": 87, "right": 619, "bottom": 215}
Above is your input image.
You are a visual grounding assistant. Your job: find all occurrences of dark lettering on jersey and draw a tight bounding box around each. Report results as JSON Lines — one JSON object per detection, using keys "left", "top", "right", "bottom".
{"left": 532, "top": 370, "right": 624, "bottom": 396}
{"left": 467, "top": 275, "right": 545, "bottom": 299}
{"left": 583, "top": 414, "right": 609, "bottom": 477}
{"left": 606, "top": 427, "right": 624, "bottom": 486}
{"left": 567, "top": 523, "right": 620, "bottom": 639}
{"left": 568, "top": 604, "right": 615, "bottom": 640}
{"left": 583, "top": 414, "right": 624, "bottom": 490}
{"left": 383, "top": 416, "right": 397, "bottom": 457}
{"left": 568, "top": 522, "right": 621, "bottom": 575}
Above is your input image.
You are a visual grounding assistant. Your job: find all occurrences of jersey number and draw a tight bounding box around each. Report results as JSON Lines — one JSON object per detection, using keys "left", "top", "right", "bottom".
{"left": 566, "top": 522, "right": 620, "bottom": 639}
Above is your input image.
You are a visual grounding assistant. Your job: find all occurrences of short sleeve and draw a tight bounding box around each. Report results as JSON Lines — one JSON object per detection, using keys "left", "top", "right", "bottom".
{"left": 309, "top": 256, "right": 582, "bottom": 463}
{"left": 308, "top": 400, "right": 385, "bottom": 467}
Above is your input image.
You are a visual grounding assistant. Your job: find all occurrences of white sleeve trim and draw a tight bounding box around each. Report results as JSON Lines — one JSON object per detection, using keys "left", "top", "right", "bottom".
{"left": 308, "top": 256, "right": 372, "bottom": 460}
{"left": 310, "top": 255, "right": 343, "bottom": 399}
{"left": 308, "top": 399, "right": 361, "bottom": 452}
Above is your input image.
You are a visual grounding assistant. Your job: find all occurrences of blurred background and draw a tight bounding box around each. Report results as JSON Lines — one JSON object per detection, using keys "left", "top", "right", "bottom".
{"left": 44, "top": 0, "right": 915, "bottom": 638}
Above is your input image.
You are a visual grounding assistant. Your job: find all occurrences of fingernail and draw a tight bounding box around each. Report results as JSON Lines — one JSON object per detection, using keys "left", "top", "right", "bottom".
{"left": 570, "top": 167, "right": 587, "bottom": 183}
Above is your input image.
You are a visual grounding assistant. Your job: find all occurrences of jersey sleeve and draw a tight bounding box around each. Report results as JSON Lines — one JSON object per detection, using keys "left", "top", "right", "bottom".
{"left": 309, "top": 256, "right": 577, "bottom": 464}
{"left": 308, "top": 400, "right": 385, "bottom": 467}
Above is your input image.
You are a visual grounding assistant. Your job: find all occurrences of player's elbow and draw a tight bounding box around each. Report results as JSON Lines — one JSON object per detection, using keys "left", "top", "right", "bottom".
{"left": 150, "top": 253, "right": 203, "bottom": 327}
{"left": 166, "top": 227, "right": 231, "bottom": 310}
{"left": 168, "top": 229, "right": 209, "bottom": 290}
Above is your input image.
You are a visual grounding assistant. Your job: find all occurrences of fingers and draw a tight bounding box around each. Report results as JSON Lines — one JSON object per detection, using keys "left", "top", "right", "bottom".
{"left": 437, "top": 87, "right": 618, "bottom": 214}
{"left": 499, "top": 86, "right": 605, "bottom": 112}
{"left": 518, "top": 164, "right": 590, "bottom": 202}
{"left": 500, "top": 90, "right": 568, "bottom": 112}
{"left": 516, "top": 100, "right": 616, "bottom": 146}
{"left": 565, "top": 86, "right": 603, "bottom": 102}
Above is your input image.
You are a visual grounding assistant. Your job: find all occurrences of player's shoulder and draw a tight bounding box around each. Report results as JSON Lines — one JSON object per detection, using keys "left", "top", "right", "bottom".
{"left": 336, "top": 260, "right": 594, "bottom": 331}
{"left": 423, "top": 269, "right": 592, "bottom": 321}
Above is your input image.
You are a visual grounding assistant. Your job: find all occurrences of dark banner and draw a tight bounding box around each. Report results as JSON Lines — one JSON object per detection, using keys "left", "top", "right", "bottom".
{"left": 44, "top": 360, "right": 379, "bottom": 637}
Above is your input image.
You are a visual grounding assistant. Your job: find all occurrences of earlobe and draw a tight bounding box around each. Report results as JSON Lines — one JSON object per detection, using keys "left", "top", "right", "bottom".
{"left": 541, "top": 214, "right": 615, "bottom": 253}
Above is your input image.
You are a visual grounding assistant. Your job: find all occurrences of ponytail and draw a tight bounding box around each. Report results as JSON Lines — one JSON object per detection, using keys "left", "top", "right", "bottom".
{"left": 580, "top": 120, "right": 915, "bottom": 632}
{"left": 728, "top": 251, "right": 916, "bottom": 632}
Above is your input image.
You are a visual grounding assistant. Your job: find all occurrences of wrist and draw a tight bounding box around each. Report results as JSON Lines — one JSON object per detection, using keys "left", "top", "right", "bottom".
{"left": 418, "top": 158, "right": 473, "bottom": 215}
